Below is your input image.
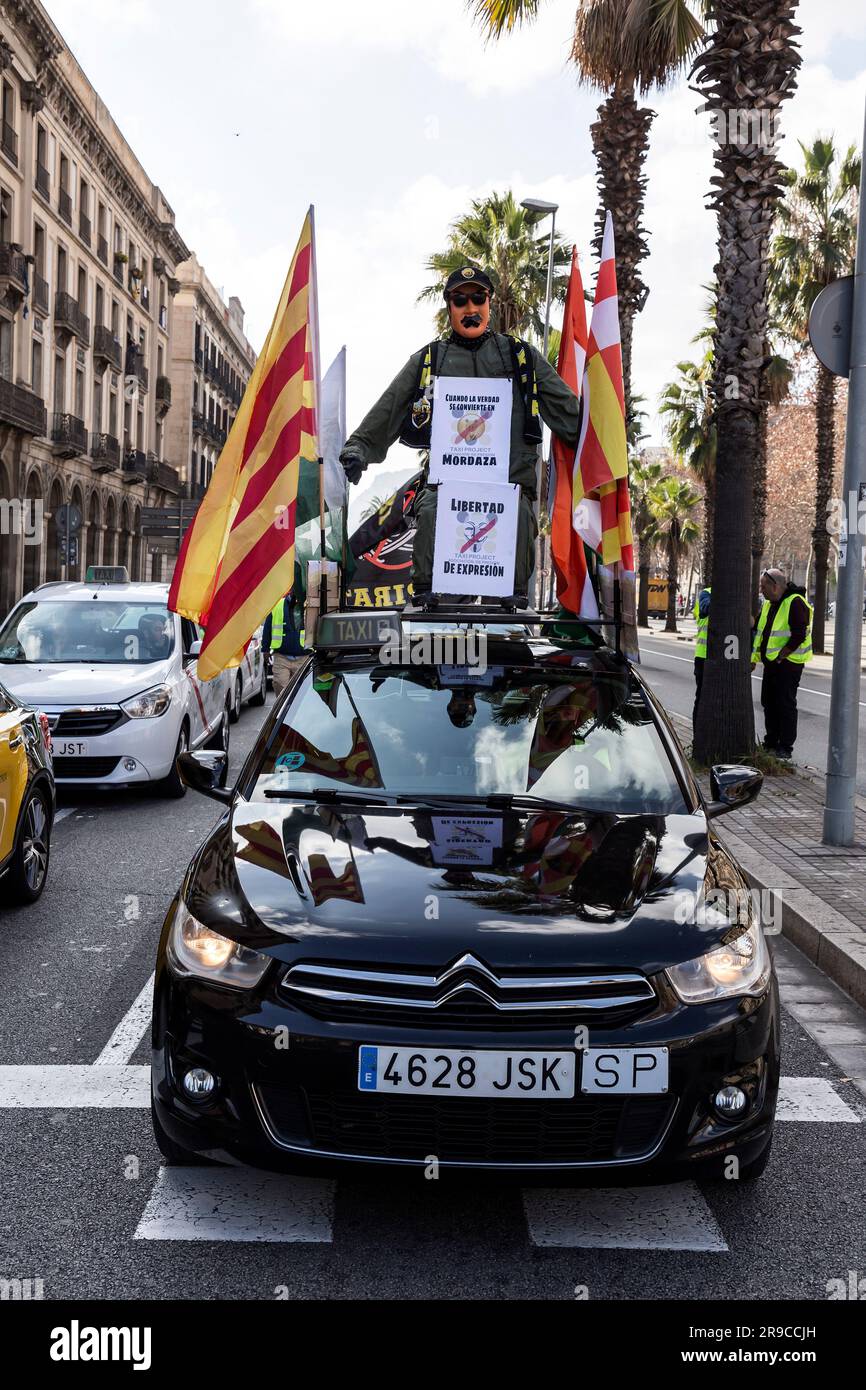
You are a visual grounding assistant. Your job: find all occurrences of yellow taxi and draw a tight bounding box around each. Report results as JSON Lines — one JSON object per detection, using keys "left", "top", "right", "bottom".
{"left": 0, "top": 680, "right": 54, "bottom": 905}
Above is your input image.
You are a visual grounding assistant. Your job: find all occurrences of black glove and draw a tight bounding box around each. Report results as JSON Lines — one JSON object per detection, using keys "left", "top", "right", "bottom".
{"left": 340, "top": 450, "right": 365, "bottom": 485}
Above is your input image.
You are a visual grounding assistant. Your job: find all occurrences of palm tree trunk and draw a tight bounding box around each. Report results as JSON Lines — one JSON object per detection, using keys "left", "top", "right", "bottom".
{"left": 751, "top": 401, "right": 768, "bottom": 619}
{"left": 811, "top": 363, "right": 836, "bottom": 654}
{"left": 702, "top": 468, "right": 715, "bottom": 584}
{"left": 636, "top": 498, "right": 651, "bottom": 627}
{"left": 665, "top": 536, "right": 679, "bottom": 634}
{"left": 589, "top": 86, "right": 654, "bottom": 423}
{"left": 690, "top": 0, "right": 800, "bottom": 764}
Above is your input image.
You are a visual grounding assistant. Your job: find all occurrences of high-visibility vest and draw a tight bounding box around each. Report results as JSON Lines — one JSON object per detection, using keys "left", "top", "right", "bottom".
{"left": 752, "top": 593, "right": 813, "bottom": 664}
{"left": 694, "top": 586, "right": 711, "bottom": 659}
{"left": 270, "top": 598, "right": 287, "bottom": 648}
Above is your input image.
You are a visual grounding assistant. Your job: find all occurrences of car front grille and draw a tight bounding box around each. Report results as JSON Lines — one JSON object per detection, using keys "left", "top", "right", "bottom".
{"left": 254, "top": 1082, "right": 675, "bottom": 1166}
{"left": 280, "top": 955, "right": 657, "bottom": 1030}
{"left": 51, "top": 708, "right": 125, "bottom": 738}
{"left": 53, "top": 756, "right": 120, "bottom": 779}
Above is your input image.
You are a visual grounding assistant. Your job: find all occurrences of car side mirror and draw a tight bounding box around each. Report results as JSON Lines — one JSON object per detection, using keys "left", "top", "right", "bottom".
{"left": 187, "top": 639, "right": 203, "bottom": 658}
{"left": 705, "top": 764, "right": 763, "bottom": 820}
{"left": 177, "top": 750, "right": 232, "bottom": 804}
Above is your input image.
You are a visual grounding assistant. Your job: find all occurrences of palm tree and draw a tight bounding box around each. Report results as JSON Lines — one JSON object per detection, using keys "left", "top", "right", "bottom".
{"left": 645, "top": 476, "right": 701, "bottom": 633}
{"left": 752, "top": 337, "right": 794, "bottom": 613}
{"left": 418, "top": 190, "right": 571, "bottom": 338}
{"left": 659, "top": 353, "right": 716, "bottom": 580}
{"left": 469, "top": 0, "right": 704, "bottom": 423}
{"left": 630, "top": 450, "right": 665, "bottom": 627}
{"left": 360, "top": 495, "right": 389, "bottom": 522}
{"left": 769, "top": 136, "right": 860, "bottom": 653}
{"left": 690, "top": 0, "right": 801, "bottom": 764}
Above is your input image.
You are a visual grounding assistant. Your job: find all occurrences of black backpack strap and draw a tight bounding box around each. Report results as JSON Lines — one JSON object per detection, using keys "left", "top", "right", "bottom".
{"left": 399, "top": 341, "right": 442, "bottom": 449}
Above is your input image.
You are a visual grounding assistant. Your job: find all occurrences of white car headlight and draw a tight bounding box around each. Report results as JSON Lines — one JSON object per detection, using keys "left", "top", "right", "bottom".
{"left": 168, "top": 900, "right": 271, "bottom": 989}
{"left": 122, "top": 684, "right": 172, "bottom": 719}
{"left": 667, "top": 923, "right": 771, "bottom": 1004}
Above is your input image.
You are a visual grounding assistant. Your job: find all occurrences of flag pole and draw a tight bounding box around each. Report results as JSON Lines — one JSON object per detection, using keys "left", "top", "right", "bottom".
{"left": 319, "top": 455, "right": 328, "bottom": 620}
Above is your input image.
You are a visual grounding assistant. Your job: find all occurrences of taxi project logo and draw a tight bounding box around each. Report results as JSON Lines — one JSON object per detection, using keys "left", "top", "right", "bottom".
{"left": 450, "top": 401, "right": 493, "bottom": 445}
{"left": 454, "top": 508, "right": 498, "bottom": 557}
{"left": 50, "top": 1321, "right": 152, "bottom": 1371}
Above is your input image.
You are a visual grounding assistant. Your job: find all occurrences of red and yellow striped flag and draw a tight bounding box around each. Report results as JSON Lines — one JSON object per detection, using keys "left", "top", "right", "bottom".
{"left": 574, "top": 211, "right": 633, "bottom": 569}
{"left": 550, "top": 247, "right": 597, "bottom": 615}
{"left": 169, "top": 208, "right": 319, "bottom": 678}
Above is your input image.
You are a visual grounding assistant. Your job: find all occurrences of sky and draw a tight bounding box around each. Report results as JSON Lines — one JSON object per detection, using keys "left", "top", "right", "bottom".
{"left": 46, "top": 0, "right": 866, "bottom": 514}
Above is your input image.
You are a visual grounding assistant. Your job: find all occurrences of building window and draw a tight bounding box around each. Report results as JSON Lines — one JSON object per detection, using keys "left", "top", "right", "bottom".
{"left": 31, "top": 338, "right": 43, "bottom": 396}
{"left": 35, "top": 124, "right": 49, "bottom": 197}
{"left": 93, "top": 378, "right": 102, "bottom": 431}
{"left": 59, "top": 154, "right": 71, "bottom": 224}
{"left": 95, "top": 283, "right": 104, "bottom": 328}
{"left": 108, "top": 386, "right": 117, "bottom": 437}
{"left": 75, "top": 366, "right": 85, "bottom": 420}
{"left": 57, "top": 244, "right": 67, "bottom": 295}
{"left": 34, "top": 221, "right": 46, "bottom": 277}
{"left": 53, "top": 352, "right": 65, "bottom": 414}
{"left": 0, "top": 186, "right": 10, "bottom": 244}
{"left": 1, "top": 81, "right": 17, "bottom": 166}
{"left": 77, "top": 265, "right": 87, "bottom": 311}
{"left": 111, "top": 299, "right": 120, "bottom": 337}
{"left": 0, "top": 316, "right": 13, "bottom": 381}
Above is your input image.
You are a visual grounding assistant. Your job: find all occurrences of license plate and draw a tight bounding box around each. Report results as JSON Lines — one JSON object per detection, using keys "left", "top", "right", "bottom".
{"left": 55, "top": 739, "right": 89, "bottom": 757}
{"left": 358, "top": 1046, "right": 575, "bottom": 1099}
{"left": 581, "top": 1047, "right": 669, "bottom": 1095}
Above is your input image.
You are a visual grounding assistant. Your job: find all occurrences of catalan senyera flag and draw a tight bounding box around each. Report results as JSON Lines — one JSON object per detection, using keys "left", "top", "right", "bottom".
{"left": 574, "top": 211, "right": 634, "bottom": 570}
{"left": 168, "top": 208, "right": 319, "bottom": 679}
{"left": 551, "top": 247, "right": 597, "bottom": 616}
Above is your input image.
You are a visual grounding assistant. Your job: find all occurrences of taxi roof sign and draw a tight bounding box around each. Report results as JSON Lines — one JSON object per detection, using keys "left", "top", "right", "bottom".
{"left": 316, "top": 611, "right": 401, "bottom": 650}
{"left": 86, "top": 565, "right": 129, "bottom": 583}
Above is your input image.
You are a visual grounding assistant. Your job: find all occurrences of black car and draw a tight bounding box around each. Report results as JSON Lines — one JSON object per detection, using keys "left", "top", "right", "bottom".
{"left": 151, "top": 611, "right": 778, "bottom": 1180}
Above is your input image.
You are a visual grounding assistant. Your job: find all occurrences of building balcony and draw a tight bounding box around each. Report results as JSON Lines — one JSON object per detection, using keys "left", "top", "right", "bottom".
{"left": 54, "top": 291, "right": 91, "bottom": 346}
{"left": 90, "top": 431, "right": 120, "bottom": 473}
{"left": 1, "top": 120, "right": 17, "bottom": 166}
{"left": 185, "top": 480, "right": 206, "bottom": 501}
{"left": 113, "top": 256, "right": 125, "bottom": 285}
{"left": 132, "top": 359, "right": 149, "bottom": 392}
{"left": 0, "top": 245, "right": 28, "bottom": 308}
{"left": 0, "top": 378, "right": 46, "bottom": 436}
{"left": 192, "top": 411, "right": 207, "bottom": 437}
{"left": 33, "top": 271, "right": 49, "bottom": 317}
{"left": 52, "top": 412, "right": 87, "bottom": 458}
{"left": 122, "top": 448, "right": 147, "bottom": 482}
{"left": 206, "top": 420, "right": 227, "bottom": 448}
{"left": 79, "top": 212, "right": 91, "bottom": 247}
{"left": 148, "top": 459, "right": 180, "bottom": 493}
{"left": 93, "top": 325, "right": 122, "bottom": 373}
{"left": 97, "top": 234, "right": 108, "bottom": 266}
{"left": 194, "top": 347, "right": 204, "bottom": 368}
{"left": 155, "top": 375, "right": 172, "bottom": 413}
{"left": 58, "top": 187, "right": 72, "bottom": 227}
{"left": 35, "top": 162, "right": 50, "bottom": 201}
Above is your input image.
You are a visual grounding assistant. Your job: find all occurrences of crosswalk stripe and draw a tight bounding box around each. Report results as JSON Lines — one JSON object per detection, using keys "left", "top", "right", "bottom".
{"left": 134, "top": 1166, "right": 335, "bottom": 1243}
{"left": 0, "top": 1065, "right": 149, "bottom": 1107}
{"left": 94, "top": 974, "right": 154, "bottom": 1067}
{"left": 523, "top": 1183, "right": 728, "bottom": 1251}
{"left": 776, "top": 1076, "right": 861, "bottom": 1122}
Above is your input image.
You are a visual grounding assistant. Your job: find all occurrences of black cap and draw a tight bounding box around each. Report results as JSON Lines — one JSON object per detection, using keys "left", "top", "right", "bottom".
{"left": 444, "top": 264, "right": 494, "bottom": 297}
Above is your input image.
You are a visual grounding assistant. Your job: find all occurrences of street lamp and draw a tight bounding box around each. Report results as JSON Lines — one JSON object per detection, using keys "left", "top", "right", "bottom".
{"left": 520, "top": 197, "right": 559, "bottom": 358}
{"left": 521, "top": 198, "right": 559, "bottom": 609}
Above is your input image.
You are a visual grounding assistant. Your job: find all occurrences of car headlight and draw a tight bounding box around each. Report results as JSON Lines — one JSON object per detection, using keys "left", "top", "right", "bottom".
{"left": 167, "top": 900, "right": 271, "bottom": 989}
{"left": 122, "top": 684, "right": 173, "bottom": 718}
{"left": 667, "top": 923, "right": 771, "bottom": 1004}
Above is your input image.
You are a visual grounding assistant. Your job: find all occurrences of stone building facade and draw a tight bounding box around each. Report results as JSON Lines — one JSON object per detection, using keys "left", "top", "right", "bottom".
{"left": 0, "top": 0, "right": 190, "bottom": 616}
{"left": 166, "top": 252, "right": 256, "bottom": 503}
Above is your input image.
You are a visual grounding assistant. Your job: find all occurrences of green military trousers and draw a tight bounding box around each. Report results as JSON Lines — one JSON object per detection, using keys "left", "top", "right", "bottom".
{"left": 411, "top": 483, "right": 538, "bottom": 596}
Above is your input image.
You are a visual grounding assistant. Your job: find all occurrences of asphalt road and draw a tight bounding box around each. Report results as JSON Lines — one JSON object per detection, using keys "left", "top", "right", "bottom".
{"left": 0, "top": 693, "right": 864, "bottom": 1301}
{"left": 638, "top": 619, "right": 866, "bottom": 793}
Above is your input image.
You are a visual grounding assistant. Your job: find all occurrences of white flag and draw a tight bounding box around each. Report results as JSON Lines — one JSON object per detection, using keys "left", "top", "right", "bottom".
{"left": 320, "top": 346, "right": 348, "bottom": 511}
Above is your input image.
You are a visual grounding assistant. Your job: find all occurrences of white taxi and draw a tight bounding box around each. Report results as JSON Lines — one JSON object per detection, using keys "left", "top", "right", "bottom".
{"left": 0, "top": 573, "right": 232, "bottom": 797}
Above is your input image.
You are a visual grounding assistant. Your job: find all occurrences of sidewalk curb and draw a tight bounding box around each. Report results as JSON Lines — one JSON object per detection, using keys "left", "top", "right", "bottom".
{"left": 669, "top": 713, "right": 866, "bottom": 1011}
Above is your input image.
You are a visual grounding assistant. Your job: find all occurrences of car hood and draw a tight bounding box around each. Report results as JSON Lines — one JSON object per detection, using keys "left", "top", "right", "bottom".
{"left": 0, "top": 661, "right": 172, "bottom": 707}
{"left": 184, "top": 800, "right": 747, "bottom": 975}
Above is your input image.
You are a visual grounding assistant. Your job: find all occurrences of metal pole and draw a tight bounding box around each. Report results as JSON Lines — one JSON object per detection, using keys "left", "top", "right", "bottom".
{"left": 823, "top": 94, "right": 866, "bottom": 845}
{"left": 542, "top": 210, "right": 556, "bottom": 359}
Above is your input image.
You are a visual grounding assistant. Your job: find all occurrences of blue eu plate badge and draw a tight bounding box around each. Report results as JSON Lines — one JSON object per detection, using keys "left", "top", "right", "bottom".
{"left": 358, "top": 1046, "right": 378, "bottom": 1091}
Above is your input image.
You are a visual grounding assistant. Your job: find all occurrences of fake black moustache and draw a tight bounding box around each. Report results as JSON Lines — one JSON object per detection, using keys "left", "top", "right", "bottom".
{"left": 460, "top": 313, "right": 483, "bottom": 327}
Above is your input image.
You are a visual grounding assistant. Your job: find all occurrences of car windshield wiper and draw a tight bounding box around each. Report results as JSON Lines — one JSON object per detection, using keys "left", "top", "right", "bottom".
{"left": 262, "top": 786, "right": 396, "bottom": 806}
{"left": 393, "top": 792, "right": 585, "bottom": 814}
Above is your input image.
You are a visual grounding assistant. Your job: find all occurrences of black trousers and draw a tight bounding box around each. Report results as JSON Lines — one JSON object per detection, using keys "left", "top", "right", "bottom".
{"left": 693, "top": 657, "right": 704, "bottom": 729}
{"left": 761, "top": 660, "right": 803, "bottom": 753}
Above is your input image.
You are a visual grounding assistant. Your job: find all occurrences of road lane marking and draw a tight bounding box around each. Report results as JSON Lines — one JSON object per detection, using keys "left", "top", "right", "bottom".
{"left": 640, "top": 646, "right": 866, "bottom": 708}
{"left": 94, "top": 973, "right": 154, "bottom": 1066}
{"left": 0, "top": 1065, "right": 148, "bottom": 1107}
{"left": 776, "top": 1076, "right": 861, "bottom": 1122}
{"left": 523, "top": 1183, "right": 728, "bottom": 1251}
{"left": 134, "top": 1167, "right": 335, "bottom": 1242}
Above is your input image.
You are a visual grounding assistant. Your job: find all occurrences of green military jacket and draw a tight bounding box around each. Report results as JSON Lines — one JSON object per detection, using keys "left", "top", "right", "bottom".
{"left": 342, "top": 331, "right": 582, "bottom": 496}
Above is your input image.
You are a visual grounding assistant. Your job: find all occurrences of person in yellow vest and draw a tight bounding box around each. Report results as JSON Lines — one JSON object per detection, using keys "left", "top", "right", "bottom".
{"left": 751, "top": 567, "right": 813, "bottom": 760}
{"left": 692, "top": 583, "right": 711, "bottom": 728}
{"left": 262, "top": 582, "right": 306, "bottom": 697}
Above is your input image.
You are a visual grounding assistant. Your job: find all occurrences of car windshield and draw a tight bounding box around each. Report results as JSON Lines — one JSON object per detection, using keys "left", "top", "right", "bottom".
{"left": 251, "top": 663, "right": 688, "bottom": 814}
{"left": 0, "top": 600, "right": 176, "bottom": 665}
